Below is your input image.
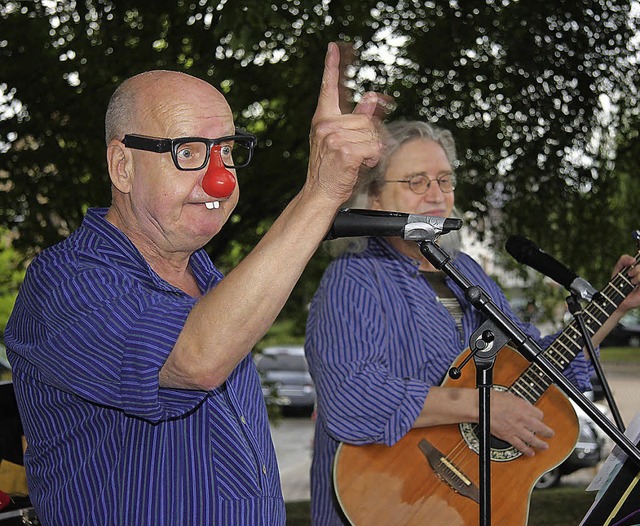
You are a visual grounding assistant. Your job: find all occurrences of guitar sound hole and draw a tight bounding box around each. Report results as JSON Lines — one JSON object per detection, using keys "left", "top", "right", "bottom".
{"left": 459, "top": 422, "right": 522, "bottom": 462}
{"left": 470, "top": 424, "right": 511, "bottom": 450}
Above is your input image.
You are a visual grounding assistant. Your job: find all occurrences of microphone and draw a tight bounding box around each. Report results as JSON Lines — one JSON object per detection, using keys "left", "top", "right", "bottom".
{"left": 505, "top": 235, "right": 599, "bottom": 301}
{"left": 326, "top": 208, "right": 463, "bottom": 241}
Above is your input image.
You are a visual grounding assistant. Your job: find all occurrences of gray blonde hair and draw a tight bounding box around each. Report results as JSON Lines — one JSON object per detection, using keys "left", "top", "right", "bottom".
{"left": 104, "top": 77, "right": 139, "bottom": 146}
{"left": 327, "top": 119, "right": 461, "bottom": 256}
{"left": 354, "top": 119, "right": 457, "bottom": 206}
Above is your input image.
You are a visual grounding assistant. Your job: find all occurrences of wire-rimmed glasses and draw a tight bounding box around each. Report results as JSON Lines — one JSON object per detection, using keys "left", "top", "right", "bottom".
{"left": 384, "top": 173, "right": 456, "bottom": 194}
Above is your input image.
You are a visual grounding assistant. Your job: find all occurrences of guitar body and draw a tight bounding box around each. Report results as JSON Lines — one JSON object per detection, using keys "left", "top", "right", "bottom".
{"left": 333, "top": 345, "right": 579, "bottom": 526}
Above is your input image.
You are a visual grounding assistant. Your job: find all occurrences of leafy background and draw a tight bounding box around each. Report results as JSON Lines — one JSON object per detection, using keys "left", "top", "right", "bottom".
{"left": 1, "top": 0, "right": 639, "bottom": 342}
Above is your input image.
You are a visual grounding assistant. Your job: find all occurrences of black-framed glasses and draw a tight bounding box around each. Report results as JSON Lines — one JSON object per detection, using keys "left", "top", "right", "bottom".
{"left": 122, "top": 128, "right": 257, "bottom": 170}
{"left": 384, "top": 173, "right": 456, "bottom": 195}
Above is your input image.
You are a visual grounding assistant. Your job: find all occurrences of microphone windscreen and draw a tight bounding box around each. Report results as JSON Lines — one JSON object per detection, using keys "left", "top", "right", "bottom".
{"left": 505, "top": 235, "right": 537, "bottom": 263}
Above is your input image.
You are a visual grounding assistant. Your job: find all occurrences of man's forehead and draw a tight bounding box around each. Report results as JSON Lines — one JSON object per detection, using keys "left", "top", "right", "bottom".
{"left": 163, "top": 102, "right": 234, "bottom": 136}
{"left": 138, "top": 80, "right": 234, "bottom": 137}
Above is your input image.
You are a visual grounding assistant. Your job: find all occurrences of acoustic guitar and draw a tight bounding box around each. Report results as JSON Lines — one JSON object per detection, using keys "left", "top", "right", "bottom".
{"left": 333, "top": 248, "right": 640, "bottom": 526}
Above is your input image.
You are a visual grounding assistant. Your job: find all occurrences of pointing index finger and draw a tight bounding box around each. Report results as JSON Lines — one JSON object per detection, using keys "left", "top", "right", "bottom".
{"left": 314, "top": 42, "right": 342, "bottom": 118}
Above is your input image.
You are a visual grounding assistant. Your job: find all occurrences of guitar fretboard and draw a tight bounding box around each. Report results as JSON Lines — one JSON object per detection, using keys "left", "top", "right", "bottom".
{"left": 510, "top": 250, "right": 640, "bottom": 404}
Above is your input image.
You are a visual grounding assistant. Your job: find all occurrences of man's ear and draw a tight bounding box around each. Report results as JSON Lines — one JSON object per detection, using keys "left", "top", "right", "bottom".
{"left": 106, "top": 140, "right": 133, "bottom": 194}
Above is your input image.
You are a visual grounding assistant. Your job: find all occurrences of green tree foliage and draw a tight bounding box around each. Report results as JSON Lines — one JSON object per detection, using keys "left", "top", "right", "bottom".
{"left": 351, "top": 0, "right": 640, "bottom": 287}
{"left": 0, "top": 232, "right": 26, "bottom": 343}
{"left": 1, "top": 1, "right": 638, "bottom": 337}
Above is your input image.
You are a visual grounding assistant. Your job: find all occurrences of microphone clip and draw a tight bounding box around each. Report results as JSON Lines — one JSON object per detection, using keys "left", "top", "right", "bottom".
{"left": 404, "top": 214, "right": 463, "bottom": 241}
{"left": 404, "top": 221, "right": 445, "bottom": 242}
{"left": 569, "top": 276, "right": 599, "bottom": 302}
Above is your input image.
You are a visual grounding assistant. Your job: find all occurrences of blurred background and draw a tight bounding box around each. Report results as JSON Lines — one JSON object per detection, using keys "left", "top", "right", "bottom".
{"left": 1, "top": 0, "right": 640, "bottom": 352}
{"left": 2, "top": 2, "right": 640, "bottom": 523}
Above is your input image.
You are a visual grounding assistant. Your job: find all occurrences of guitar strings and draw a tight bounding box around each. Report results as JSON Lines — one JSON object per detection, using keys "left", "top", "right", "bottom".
{"left": 433, "top": 251, "right": 640, "bottom": 484}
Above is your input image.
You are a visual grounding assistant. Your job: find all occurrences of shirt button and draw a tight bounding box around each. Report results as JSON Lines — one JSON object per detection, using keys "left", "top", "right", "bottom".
{"left": 240, "top": 416, "right": 247, "bottom": 425}
{"left": 262, "top": 464, "right": 267, "bottom": 475}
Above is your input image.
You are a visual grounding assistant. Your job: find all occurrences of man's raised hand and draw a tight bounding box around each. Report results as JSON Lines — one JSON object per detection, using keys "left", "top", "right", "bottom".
{"left": 307, "top": 42, "right": 390, "bottom": 205}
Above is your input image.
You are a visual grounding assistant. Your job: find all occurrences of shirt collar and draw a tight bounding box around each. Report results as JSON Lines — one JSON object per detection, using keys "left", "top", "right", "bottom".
{"left": 82, "top": 208, "right": 220, "bottom": 294}
{"left": 368, "top": 237, "right": 422, "bottom": 274}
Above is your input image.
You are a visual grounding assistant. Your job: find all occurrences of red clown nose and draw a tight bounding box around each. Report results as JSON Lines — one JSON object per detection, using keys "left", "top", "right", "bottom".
{"left": 201, "top": 145, "right": 236, "bottom": 199}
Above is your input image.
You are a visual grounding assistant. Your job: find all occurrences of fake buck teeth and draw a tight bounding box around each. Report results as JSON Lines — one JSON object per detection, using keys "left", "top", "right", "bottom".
{"left": 205, "top": 201, "right": 220, "bottom": 210}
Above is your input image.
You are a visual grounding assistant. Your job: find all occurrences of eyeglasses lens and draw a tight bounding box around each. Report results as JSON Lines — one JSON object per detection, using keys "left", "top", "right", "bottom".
{"left": 227, "top": 142, "right": 251, "bottom": 168}
{"left": 175, "top": 140, "right": 251, "bottom": 170}
{"left": 410, "top": 176, "right": 455, "bottom": 194}
{"left": 176, "top": 141, "right": 208, "bottom": 170}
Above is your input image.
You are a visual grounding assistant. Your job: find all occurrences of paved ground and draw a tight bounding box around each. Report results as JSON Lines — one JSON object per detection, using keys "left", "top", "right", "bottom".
{"left": 271, "top": 362, "right": 640, "bottom": 502}
{"left": 270, "top": 413, "right": 315, "bottom": 502}
{"left": 600, "top": 362, "right": 640, "bottom": 425}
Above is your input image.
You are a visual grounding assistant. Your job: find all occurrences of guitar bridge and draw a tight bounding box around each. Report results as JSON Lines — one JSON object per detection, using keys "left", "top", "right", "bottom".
{"left": 418, "top": 438, "right": 480, "bottom": 504}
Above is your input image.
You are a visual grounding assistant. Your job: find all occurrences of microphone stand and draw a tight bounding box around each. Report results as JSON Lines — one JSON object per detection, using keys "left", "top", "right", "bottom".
{"left": 449, "top": 318, "right": 511, "bottom": 526}
{"left": 419, "top": 239, "right": 640, "bottom": 526}
{"left": 565, "top": 294, "right": 626, "bottom": 432}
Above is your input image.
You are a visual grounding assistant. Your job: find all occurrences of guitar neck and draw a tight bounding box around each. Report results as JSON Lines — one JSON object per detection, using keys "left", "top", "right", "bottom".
{"left": 512, "top": 250, "right": 640, "bottom": 404}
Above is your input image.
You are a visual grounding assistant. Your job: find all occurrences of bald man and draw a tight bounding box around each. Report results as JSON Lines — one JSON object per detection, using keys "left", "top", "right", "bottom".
{"left": 5, "top": 43, "right": 384, "bottom": 525}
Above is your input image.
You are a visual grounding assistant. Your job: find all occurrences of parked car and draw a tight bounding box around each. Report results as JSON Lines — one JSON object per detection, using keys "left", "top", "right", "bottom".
{"left": 600, "top": 311, "right": 640, "bottom": 347}
{"left": 254, "top": 345, "right": 316, "bottom": 413}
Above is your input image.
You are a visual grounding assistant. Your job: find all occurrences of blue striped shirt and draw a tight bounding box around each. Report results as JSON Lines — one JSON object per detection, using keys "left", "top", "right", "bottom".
{"left": 304, "top": 237, "right": 594, "bottom": 525}
{"left": 5, "top": 208, "right": 285, "bottom": 526}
